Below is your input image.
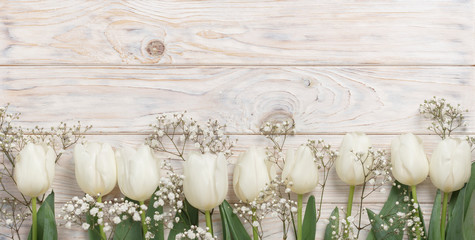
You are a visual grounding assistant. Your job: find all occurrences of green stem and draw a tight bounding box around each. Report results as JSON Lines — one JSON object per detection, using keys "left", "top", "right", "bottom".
{"left": 297, "top": 194, "right": 303, "bottom": 240}
{"left": 441, "top": 192, "right": 449, "bottom": 240}
{"left": 139, "top": 201, "right": 147, "bottom": 240}
{"left": 411, "top": 186, "right": 421, "bottom": 240}
{"left": 252, "top": 208, "right": 259, "bottom": 240}
{"left": 97, "top": 196, "right": 107, "bottom": 240}
{"left": 345, "top": 185, "right": 355, "bottom": 238}
{"left": 32, "top": 197, "right": 37, "bottom": 240}
{"left": 205, "top": 210, "right": 214, "bottom": 236}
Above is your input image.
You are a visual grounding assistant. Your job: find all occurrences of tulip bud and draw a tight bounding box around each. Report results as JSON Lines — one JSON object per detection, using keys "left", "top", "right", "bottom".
{"left": 233, "top": 147, "right": 276, "bottom": 202}
{"left": 74, "top": 142, "right": 117, "bottom": 197}
{"left": 391, "top": 133, "right": 429, "bottom": 186}
{"left": 116, "top": 145, "right": 161, "bottom": 202}
{"left": 335, "top": 132, "right": 373, "bottom": 185}
{"left": 14, "top": 143, "right": 55, "bottom": 198}
{"left": 183, "top": 152, "right": 228, "bottom": 211}
{"left": 282, "top": 145, "right": 318, "bottom": 194}
{"left": 429, "top": 138, "right": 471, "bottom": 193}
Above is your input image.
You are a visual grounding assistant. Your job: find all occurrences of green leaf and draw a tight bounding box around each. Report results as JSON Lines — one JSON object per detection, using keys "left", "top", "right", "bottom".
{"left": 324, "top": 207, "right": 339, "bottom": 240}
{"left": 86, "top": 212, "right": 103, "bottom": 240}
{"left": 367, "top": 208, "right": 401, "bottom": 240}
{"left": 167, "top": 199, "right": 199, "bottom": 240}
{"left": 146, "top": 191, "right": 164, "bottom": 240}
{"left": 219, "top": 200, "right": 251, "bottom": 240}
{"left": 302, "top": 195, "right": 316, "bottom": 240}
{"left": 446, "top": 188, "right": 465, "bottom": 239}
{"left": 428, "top": 190, "right": 442, "bottom": 240}
{"left": 28, "top": 191, "right": 58, "bottom": 240}
{"left": 113, "top": 198, "right": 142, "bottom": 240}
{"left": 367, "top": 181, "right": 408, "bottom": 240}
{"left": 463, "top": 191, "right": 475, "bottom": 239}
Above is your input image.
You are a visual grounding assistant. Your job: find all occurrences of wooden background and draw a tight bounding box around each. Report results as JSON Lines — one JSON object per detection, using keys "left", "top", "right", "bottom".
{"left": 0, "top": 1, "right": 474, "bottom": 239}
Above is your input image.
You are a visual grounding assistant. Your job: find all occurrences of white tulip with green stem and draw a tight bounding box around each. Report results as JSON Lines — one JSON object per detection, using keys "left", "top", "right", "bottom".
{"left": 74, "top": 142, "right": 117, "bottom": 240}
{"left": 233, "top": 147, "right": 275, "bottom": 240}
{"left": 183, "top": 152, "right": 228, "bottom": 236}
{"left": 429, "top": 138, "right": 471, "bottom": 240}
{"left": 335, "top": 132, "right": 377, "bottom": 238}
{"left": 116, "top": 145, "right": 161, "bottom": 240}
{"left": 282, "top": 145, "right": 319, "bottom": 240}
{"left": 14, "top": 143, "right": 55, "bottom": 240}
{"left": 391, "top": 133, "right": 429, "bottom": 240}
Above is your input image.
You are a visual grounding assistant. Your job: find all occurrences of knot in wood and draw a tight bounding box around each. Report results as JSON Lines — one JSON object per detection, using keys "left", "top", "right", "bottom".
{"left": 145, "top": 40, "right": 165, "bottom": 57}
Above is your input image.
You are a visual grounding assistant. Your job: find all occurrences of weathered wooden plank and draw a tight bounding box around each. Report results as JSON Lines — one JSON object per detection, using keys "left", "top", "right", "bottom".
{"left": 1, "top": 66, "right": 473, "bottom": 134}
{"left": 0, "top": 0, "right": 473, "bottom": 65}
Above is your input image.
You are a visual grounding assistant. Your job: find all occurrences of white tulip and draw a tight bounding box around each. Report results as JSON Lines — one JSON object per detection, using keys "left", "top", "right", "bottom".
{"left": 14, "top": 143, "right": 55, "bottom": 198}
{"left": 335, "top": 132, "right": 373, "bottom": 185}
{"left": 116, "top": 145, "right": 161, "bottom": 202}
{"left": 282, "top": 145, "right": 318, "bottom": 194}
{"left": 233, "top": 147, "right": 276, "bottom": 202}
{"left": 429, "top": 138, "right": 471, "bottom": 193}
{"left": 391, "top": 133, "right": 429, "bottom": 186}
{"left": 74, "top": 142, "right": 117, "bottom": 197}
{"left": 183, "top": 152, "right": 228, "bottom": 211}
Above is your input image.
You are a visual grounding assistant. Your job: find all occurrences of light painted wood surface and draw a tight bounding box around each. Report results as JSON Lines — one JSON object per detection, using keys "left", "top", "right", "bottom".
{"left": 1, "top": 66, "right": 473, "bottom": 134}
{"left": 0, "top": 0, "right": 473, "bottom": 65}
{"left": 0, "top": 0, "right": 474, "bottom": 239}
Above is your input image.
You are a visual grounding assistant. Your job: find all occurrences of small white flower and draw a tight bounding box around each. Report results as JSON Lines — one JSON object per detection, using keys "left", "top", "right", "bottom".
{"left": 113, "top": 216, "right": 121, "bottom": 224}
{"left": 82, "top": 223, "right": 90, "bottom": 230}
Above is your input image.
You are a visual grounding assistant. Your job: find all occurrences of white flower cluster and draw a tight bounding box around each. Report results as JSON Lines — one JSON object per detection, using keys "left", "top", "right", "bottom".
{"left": 175, "top": 225, "right": 216, "bottom": 240}
{"left": 259, "top": 120, "right": 295, "bottom": 169}
{"left": 149, "top": 172, "right": 185, "bottom": 229}
{"left": 59, "top": 195, "right": 142, "bottom": 234}
{"left": 419, "top": 96, "right": 467, "bottom": 139}
{"left": 0, "top": 198, "right": 31, "bottom": 238}
{"left": 146, "top": 112, "right": 236, "bottom": 159}
{"left": 233, "top": 177, "right": 297, "bottom": 239}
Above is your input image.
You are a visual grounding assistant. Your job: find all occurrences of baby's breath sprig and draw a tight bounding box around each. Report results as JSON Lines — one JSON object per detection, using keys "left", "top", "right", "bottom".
{"left": 259, "top": 121, "right": 295, "bottom": 170}
{"left": 59, "top": 195, "right": 143, "bottom": 240}
{"left": 0, "top": 198, "right": 31, "bottom": 239}
{"left": 306, "top": 139, "right": 337, "bottom": 222}
{"left": 0, "top": 104, "right": 91, "bottom": 239}
{"left": 233, "top": 177, "right": 297, "bottom": 240}
{"left": 146, "top": 112, "right": 236, "bottom": 160}
{"left": 175, "top": 225, "right": 216, "bottom": 239}
{"left": 419, "top": 97, "right": 467, "bottom": 139}
{"left": 467, "top": 136, "right": 475, "bottom": 153}
{"left": 349, "top": 149, "right": 392, "bottom": 238}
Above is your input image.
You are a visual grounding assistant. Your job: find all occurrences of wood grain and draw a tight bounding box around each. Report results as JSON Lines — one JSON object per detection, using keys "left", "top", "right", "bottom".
{"left": 0, "top": 0, "right": 473, "bottom": 65}
{"left": 0, "top": 66, "right": 473, "bottom": 135}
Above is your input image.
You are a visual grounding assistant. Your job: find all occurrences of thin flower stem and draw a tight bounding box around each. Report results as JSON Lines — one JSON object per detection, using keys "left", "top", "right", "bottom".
{"left": 32, "top": 197, "right": 37, "bottom": 240}
{"left": 205, "top": 210, "right": 214, "bottom": 235}
{"left": 297, "top": 194, "right": 303, "bottom": 240}
{"left": 411, "top": 186, "right": 421, "bottom": 240}
{"left": 441, "top": 192, "right": 449, "bottom": 240}
{"left": 252, "top": 208, "right": 259, "bottom": 240}
{"left": 139, "top": 201, "right": 147, "bottom": 240}
{"left": 97, "top": 196, "right": 107, "bottom": 240}
{"left": 345, "top": 185, "right": 355, "bottom": 239}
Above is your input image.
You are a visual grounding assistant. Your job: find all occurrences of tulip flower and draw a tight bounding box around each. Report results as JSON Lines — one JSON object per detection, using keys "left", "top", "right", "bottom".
{"left": 184, "top": 152, "right": 228, "bottom": 235}
{"left": 391, "top": 133, "right": 429, "bottom": 186}
{"left": 335, "top": 132, "right": 372, "bottom": 239}
{"left": 116, "top": 144, "right": 161, "bottom": 239}
{"left": 282, "top": 145, "right": 318, "bottom": 240}
{"left": 429, "top": 138, "right": 471, "bottom": 240}
{"left": 233, "top": 147, "right": 275, "bottom": 203}
{"left": 391, "top": 133, "right": 429, "bottom": 240}
{"left": 233, "top": 147, "right": 275, "bottom": 240}
{"left": 335, "top": 132, "right": 373, "bottom": 186}
{"left": 14, "top": 142, "right": 56, "bottom": 240}
{"left": 74, "top": 142, "right": 117, "bottom": 197}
